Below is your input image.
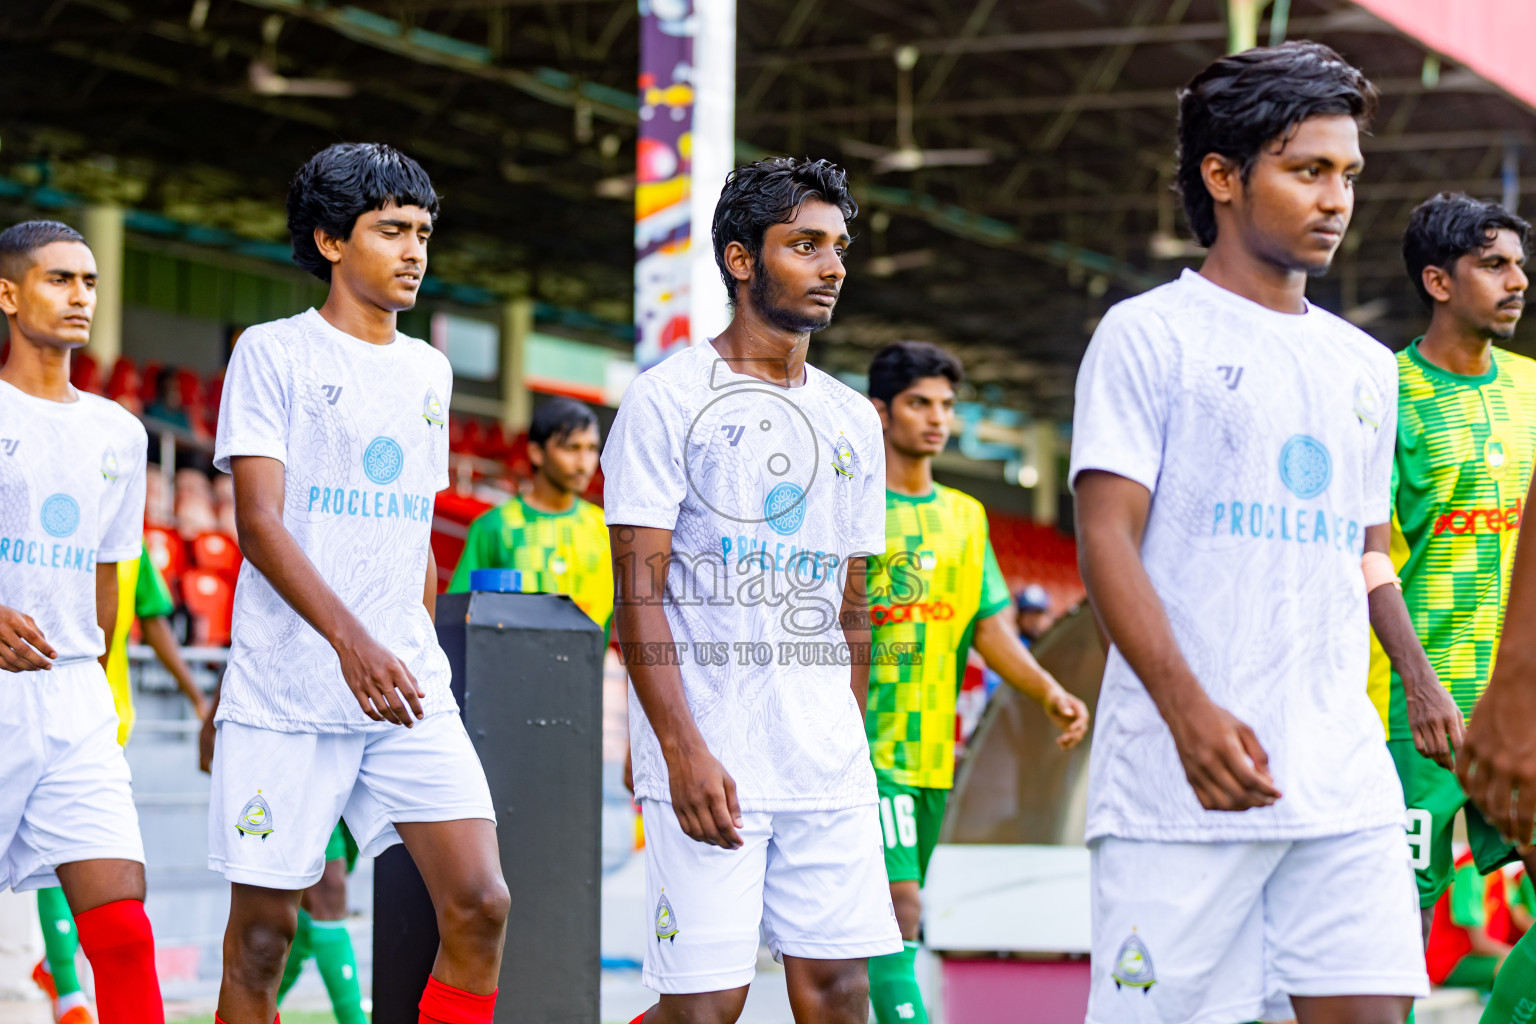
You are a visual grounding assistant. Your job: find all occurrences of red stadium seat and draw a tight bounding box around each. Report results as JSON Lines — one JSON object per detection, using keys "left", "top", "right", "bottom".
{"left": 106, "top": 357, "right": 141, "bottom": 403}
{"left": 139, "top": 361, "right": 162, "bottom": 404}
{"left": 143, "top": 525, "right": 188, "bottom": 593}
{"left": 71, "top": 352, "right": 101, "bottom": 395}
{"left": 191, "top": 531, "right": 242, "bottom": 580}
{"left": 181, "top": 568, "right": 233, "bottom": 646}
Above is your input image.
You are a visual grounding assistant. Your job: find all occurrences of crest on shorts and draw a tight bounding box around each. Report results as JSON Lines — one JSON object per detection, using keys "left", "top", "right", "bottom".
{"left": 235, "top": 792, "right": 275, "bottom": 840}
{"left": 1112, "top": 929, "right": 1155, "bottom": 992}
{"left": 655, "top": 890, "right": 678, "bottom": 943}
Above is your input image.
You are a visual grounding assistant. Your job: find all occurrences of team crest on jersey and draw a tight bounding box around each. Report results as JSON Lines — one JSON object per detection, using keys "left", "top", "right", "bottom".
{"left": 1485, "top": 435, "right": 1509, "bottom": 480}
{"left": 235, "top": 792, "right": 274, "bottom": 840}
{"left": 832, "top": 434, "right": 856, "bottom": 478}
{"left": 655, "top": 891, "right": 678, "bottom": 942}
{"left": 1112, "top": 930, "right": 1155, "bottom": 992}
{"left": 1352, "top": 379, "right": 1382, "bottom": 429}
{"left": 423, "top": 387, "right": 446, "bottom": 427}
{"left": 100, "top": 448, "right": 119, "bottom": 482}
{"left": 549, "top": 555, "right": 568, "bottom": 576}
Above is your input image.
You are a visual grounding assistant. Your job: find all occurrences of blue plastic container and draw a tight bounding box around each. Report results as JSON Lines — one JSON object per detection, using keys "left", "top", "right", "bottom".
{"left": 469, "top": 568, "right": 523, "bottom": 593}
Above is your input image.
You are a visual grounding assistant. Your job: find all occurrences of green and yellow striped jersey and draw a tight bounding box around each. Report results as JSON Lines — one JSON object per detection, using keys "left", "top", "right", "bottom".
{"left": 865, "top": 484, "right": 1012, "bottom": 789}
{"left": 1368, "top": 341, "right": 1536, "bottom": 739}
{"left": 448, "top": 495, "right": 614, "bottom": 637}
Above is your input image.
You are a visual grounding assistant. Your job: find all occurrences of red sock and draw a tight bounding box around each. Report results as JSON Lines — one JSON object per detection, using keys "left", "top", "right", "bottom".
{"left": 73, "top": 899, "right": 164, "bottom": 1024}
{"left": 214, "top": 1017, "right": 279, "bottom": 1023}
{"left": 629, "top": 1014, "right": 650, "bottom": 1024}
{"left": 419, "top": 975, "right": 496, "bottom": 1024}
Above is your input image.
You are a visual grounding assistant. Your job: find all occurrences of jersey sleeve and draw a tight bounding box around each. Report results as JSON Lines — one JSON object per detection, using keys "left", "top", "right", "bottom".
{"left": 601, "top": 374, "right": 688, "bottom": 530}
{"left": 214, "top": 328, "right": 290, "bottom": 473}
{"left": 134, "top": 544, "right": 176, "bottom": 619}
{"left": 1449, "top": 861, "right": 1488, "bottom": 929}
{"left": 447, "top": 509, "right": 500, "bottom": 593}
{"left": 433, "top": 349, "right": 454, "bottom": 491}
{"left": 978, "top": 539, "right": 1012, "bottom": 619}
{"left": 1514, "top": 873, "right": 1536, "bottom": 918}
{"left": 1364, "top": 352, "right": 1399, "bottom": 527}
{"left": 1069, "top": 303, "right": 1172, "bottom": 494}
{"left": 98, "top": 417, "right": 148, "bottom": 563}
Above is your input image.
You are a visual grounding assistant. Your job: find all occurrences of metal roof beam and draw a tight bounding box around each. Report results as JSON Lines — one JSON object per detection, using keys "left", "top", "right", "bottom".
{"left": 737, "top": 8, "right": 1386, "bottom": 66}
{"left": 741, "top": 72, "right": 1497, "bottom": 127}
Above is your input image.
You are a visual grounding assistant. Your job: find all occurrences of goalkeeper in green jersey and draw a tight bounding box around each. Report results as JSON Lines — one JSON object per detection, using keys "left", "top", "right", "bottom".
{"left": 449, "top": 397, "right": 612, "bottom": 639}
{"left": 862, "top": 342, "right": 1089, "bottom": 1024}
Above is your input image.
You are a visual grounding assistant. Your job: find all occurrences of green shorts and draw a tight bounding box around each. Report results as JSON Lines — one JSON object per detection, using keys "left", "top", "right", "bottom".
{"left": 1390, "top": 738, "right": 1518, "bottom": 907}
{"left": 324, "top": 821, "right": 360, "bottom": 874}
{"left": 876, "top": 774, "right": 948, "bottom": 886}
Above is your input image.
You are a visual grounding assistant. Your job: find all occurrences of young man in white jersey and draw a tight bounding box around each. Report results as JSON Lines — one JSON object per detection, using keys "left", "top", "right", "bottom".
{"left": 604, "top": 157, "right": 902, "bottom": 1024}
{"left": 1071, "top": 43, "right": 1427, "bottom": 1024}
{"left": 209, "top": 144, "right": 508, "bottom": 1024}
{"left": 0, "top": 220, "right": 164, "bottom": 1021}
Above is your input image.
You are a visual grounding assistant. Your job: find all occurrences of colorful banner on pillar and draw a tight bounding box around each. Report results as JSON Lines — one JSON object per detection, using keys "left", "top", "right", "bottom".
{"left": 635, "top": 0, "right": 697, "bottom": 369}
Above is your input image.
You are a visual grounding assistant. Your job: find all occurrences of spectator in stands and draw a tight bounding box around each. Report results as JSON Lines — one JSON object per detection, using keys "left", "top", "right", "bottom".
{"left": 173, "top": 467, "right": 218, "bottom": 539}
{"left": 144, "top": 464, "right": 174, "bottom": 527}
{"left": 145, "top": 367, "right": 190, "bottom": 431}
{"left": 1016, "top": 584, "right": 1055, "bottom": 646}
{"left": 212, "top": 474, "right": 238, "bottom": 537}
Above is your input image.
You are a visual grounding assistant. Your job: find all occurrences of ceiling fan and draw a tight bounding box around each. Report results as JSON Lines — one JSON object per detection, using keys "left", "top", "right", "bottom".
{"left": 841, "top": 45, "right": 992, "bottom": 174}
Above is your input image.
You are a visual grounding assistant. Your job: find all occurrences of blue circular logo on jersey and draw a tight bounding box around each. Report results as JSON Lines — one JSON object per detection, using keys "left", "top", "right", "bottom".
{"left": 40, "top": 493, "right": 80, "bottom": 538}
{"left": 1278, "top": 435, "right": 1332, "bottom": 500}
{"left": 363, "top": 436, "right": 404, "bottom": 485}
{"left": 763, "top": 482, "right": 807, "bottom": 536}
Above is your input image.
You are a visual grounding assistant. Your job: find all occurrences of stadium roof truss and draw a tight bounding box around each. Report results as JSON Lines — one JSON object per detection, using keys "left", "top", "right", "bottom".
{"left": 4, "top": 0, "right": 1536, "bottom": 418}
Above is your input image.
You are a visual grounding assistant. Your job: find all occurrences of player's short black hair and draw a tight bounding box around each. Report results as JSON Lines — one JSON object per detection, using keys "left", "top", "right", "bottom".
{"left": 712, "top": 157, "right": 857, "bottom": 303}
{"left": 867, "top": 341, "right": 963, "bottom": 405}
{"left": 287, "top": 143, "right": 439, "bottom": 282}
{"left": 1176, "top": 41, "right": 1377, "bottom": 247}
{"left": 1402, "top": 192, "right": 1531, "bottom": 310}
{"left": 0, "top": 220, "right": 87, "bottom": 284}
{"left": 529, "top": 396, "right": 598, "bottom": 447}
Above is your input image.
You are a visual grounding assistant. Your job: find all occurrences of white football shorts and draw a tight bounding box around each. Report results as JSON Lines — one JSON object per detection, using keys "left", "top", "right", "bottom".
{"left": 209, "top": 711, "right": 494, "bottom": 889}
{"left": 0, "top": 660, "right": 145, "bottom": 892}
{"left": 1087, "top": 825, "right": 1428, "bottom": 1024}
{"left": 640, "top": 798, "right": 903, "bottom": 994}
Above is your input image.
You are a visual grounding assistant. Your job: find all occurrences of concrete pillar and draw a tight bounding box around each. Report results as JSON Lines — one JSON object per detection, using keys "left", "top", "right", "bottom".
{"left": 501, "top": 297, "right": 533, "bottom": 430}
{"left": 80, "top": 204, "right": 124, "bottom": 367}
{"left": 1032, "top": 420, "right": 1058, "bottom": 526}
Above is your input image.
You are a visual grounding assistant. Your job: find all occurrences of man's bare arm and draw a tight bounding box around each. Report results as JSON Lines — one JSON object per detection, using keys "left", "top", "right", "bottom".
{"left": 840, "top": 555, "right": 872, "bottom": 717}
{"left": 1364, "top": 523, "right": 1461, "bottom": 768}
{"left": 611, "top": 524, "right": 741, "bottom": 849}
{"left": 230, "top": 455, "right": 423, "bottom": 726}
{"left": 95, "top": 561, "right": 118, "bottom": 672}
{"left": 423, "top": 546, "right": 438, "bottom": 622}
{"left": 1075, "top": 470, "right": 1279, "bottom": 811}
{"left": 141, "top": 615, "right": 209, "bottom": 720}
{"left": 972, "top": 610, "right": 1089, "bottom": 749}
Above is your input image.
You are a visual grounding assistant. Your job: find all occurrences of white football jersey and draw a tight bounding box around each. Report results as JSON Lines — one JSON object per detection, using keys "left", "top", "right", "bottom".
{"left": 214, "top": 309, "right": 455, "bottom": 733}
{"left": 0, "top": 380, "right": 146, "bottom": 663}
{"left": 603, "top": 341, "right": 887, "bottom": 812}
{"left": 1070, "top": 269, "right": 1405, "bottom": 842}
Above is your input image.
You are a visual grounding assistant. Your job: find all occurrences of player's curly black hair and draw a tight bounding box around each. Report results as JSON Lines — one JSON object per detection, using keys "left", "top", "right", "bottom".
{"left": 1402, "top": 192, "right": 1531, "bottom": 310}
{"left": 287, "top": 143, "right": 440, "bottom": 283}
{"left": 711, "top": 157, "right": 857, "bottom": 304}
{"left": 1176, "top": 41, "right": 1377, "bottom": 248}
{"left": 867, "top": 341, "right": 963, "bottom": 406}
{"left": 0, "top": 220, "right": 86, "bottom": 284}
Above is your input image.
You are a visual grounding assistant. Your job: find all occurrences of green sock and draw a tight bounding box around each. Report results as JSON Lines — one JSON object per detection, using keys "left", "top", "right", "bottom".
{"left": 869, "top": 941, "right": 928, "bottom": 1024}
{"left": 1481, "top": 923, "right": 1536, "bottom": 1023}
{"left": 310, "top": 919, "right": 366, "bottom": 1024}
{"left": 277, "top": 908, "right": 313, "bottom": 1003}
{"left": 36, "top": 887, "right": 82, "bottom": 997}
